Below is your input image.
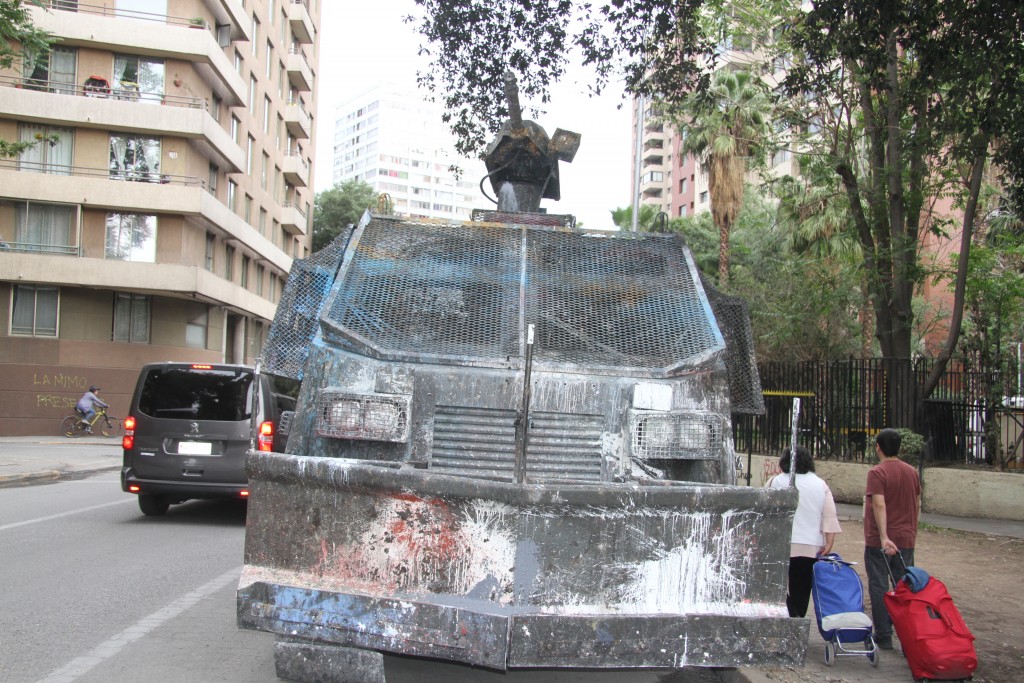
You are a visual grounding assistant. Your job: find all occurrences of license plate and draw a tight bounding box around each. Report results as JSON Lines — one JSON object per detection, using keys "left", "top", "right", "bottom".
{"left": 178, "top": 441, "right": 212, "bottom": 455}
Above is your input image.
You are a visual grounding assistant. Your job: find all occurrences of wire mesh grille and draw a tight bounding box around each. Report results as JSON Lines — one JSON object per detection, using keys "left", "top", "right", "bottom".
{"left": 700, "top": 274, "right": 766, "bottom": 415}
{"left": 323, "top": 219, "right": 723, "bottom": 370}
{"left": 315, "top": 390, "right": 411, "bottom": 443}
{"left": 629, "top": 411, "right": 722, "bottom": 460}
{"left": 261, "top": 228, "right": 352, "bottom": 380}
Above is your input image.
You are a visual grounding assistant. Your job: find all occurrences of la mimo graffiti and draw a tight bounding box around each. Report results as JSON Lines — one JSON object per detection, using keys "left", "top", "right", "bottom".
{"left": 32, "top": 372, "right": 91, "bottom": 409}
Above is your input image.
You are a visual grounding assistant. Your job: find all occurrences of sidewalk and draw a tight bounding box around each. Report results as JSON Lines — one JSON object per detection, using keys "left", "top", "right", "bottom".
{"left": 0, "top": 435, "right": 123, "bottom": 486}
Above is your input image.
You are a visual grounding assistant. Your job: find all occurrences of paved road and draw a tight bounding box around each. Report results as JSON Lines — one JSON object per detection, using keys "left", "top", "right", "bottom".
{"left": 0, "top": 468, "right": 733, "bottom": 683}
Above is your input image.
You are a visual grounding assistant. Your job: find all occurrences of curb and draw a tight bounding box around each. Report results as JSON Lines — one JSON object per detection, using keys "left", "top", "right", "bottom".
{"left": 0, "top": 469, "right": 62, "bottom": 487}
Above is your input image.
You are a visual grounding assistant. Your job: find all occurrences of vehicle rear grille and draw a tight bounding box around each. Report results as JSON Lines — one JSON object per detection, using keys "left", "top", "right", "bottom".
{"left": 431, "top": 406, "right": 604, "bottom": 483}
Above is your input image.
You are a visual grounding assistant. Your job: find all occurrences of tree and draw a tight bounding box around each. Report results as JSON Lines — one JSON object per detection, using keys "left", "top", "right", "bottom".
{"left": 674, "top": 187, "right": 865, "bottom": 362}
{"left": 609, "top": 204, "right": 661, "bottom": 232}
{"left": 779, "top": 0, "right": 1024, "bottom": 399}
{"left": 956, "top": 210, "right": 1024, "bottom": 466}
{"left": 311, "top": 180, "right": 378, "bottom": 252}
{"left": 1, "top": 0, "right": 50, "bottom": 158}
{"left": 673, "top": 69, "right": 769, "bottom": 284}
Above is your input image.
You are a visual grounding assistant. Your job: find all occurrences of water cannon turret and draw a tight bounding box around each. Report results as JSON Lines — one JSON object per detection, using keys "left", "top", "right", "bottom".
{"left": 482, "top": 72, "right": 581, "bottom": 213}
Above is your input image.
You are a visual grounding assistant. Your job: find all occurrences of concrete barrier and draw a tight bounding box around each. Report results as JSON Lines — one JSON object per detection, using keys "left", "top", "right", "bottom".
{"left": 741, "top": 453, "right": 1024, "bottom": 521}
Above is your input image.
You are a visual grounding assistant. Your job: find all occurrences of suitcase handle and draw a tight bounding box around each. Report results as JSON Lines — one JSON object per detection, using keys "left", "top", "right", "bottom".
{"left": 884, "top": 550, "right": 911, "bottom": 589}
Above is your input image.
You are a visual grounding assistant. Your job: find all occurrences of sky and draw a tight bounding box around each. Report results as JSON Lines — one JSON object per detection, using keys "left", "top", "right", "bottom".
{"left": 314, "top": 1, "right": 633, "bottom": 230}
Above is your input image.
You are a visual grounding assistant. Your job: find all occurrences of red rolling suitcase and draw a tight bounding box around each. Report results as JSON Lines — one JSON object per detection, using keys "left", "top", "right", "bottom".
{"left": 884, "top": 555, "right": 977, "bottom": 681}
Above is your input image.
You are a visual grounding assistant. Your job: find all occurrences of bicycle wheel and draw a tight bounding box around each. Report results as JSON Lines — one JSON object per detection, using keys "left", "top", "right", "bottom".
{"left": 101, "top": 416, "right": 123, "bottom": 438}
{"left": 61, "top": 415, "right": 83, "bottom": 438}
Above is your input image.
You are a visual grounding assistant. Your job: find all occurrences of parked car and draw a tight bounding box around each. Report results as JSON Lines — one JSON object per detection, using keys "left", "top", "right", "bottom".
{"left": 120, "top": 362, "right": 289, "bottom": 516}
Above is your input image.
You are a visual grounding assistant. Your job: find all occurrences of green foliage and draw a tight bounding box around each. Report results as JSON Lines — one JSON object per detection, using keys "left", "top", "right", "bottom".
{"left": 670, "top": 189, "right": 866, "bottom": 362}
{"left": 311, "top": 180, "right": 377, "bottom": 252}
{"left": 1, "top": 0, "right": 48, "bottom": 71}
{"left": 895, "top": 428, "right": 925, "bottom": 464}
{"left": 1, "top": 1, "right": 50, "bottom": 159}
{"left": 609, "top": 204, "right": 661, "bottom": 232}
{"left": 671, "top": 69, "right": 771, "bottom": 284}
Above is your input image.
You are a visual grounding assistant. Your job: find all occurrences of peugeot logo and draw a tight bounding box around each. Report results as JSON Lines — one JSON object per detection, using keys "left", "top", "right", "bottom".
{"left": 190, "top": 422, "right": 200, "bottom": 434}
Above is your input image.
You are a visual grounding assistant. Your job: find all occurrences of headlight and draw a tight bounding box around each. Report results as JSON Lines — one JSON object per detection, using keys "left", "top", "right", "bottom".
{"left": 315, "top": 391, "right": 412, "bottom": 443}
{"left": 629, "top": 410, "right": 722, "bottom": 460}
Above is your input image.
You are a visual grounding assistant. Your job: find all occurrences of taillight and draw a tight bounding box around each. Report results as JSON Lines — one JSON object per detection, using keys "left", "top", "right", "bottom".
{"left": 258, "top": 420, "right": 274, "bottom": 452}
{"left": 191, "top": 364, "right": 212, "bottom": 369}
{"left": 123, "top": 415, "right": 136, "bottom": 450}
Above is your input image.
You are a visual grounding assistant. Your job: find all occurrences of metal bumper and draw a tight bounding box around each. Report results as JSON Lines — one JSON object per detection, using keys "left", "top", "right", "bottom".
{"left": 238, "top": 452, "right": 806, "bottom": 670}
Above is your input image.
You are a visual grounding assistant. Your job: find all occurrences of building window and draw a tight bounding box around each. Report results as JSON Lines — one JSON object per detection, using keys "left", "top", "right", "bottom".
{"left": 234, "top": 49, "right": 243, "bottom": 76}
{"left": 113, "top": 292, "right": 149, "bottom": 343}
{"left": 678, "top": 204, "right": 687, "bottom": 218}
{"left": 261, "top": 152, "right": 269, "bottom": 189}
{"left": 266, "top": 41, "right": 274, "bottom": 78}
{"left": 11, "top": 284, "right": 58, "bottom": 337}
{"left": 225, "top": 245, "right": 235, "bottom": 281}
{"left": 22, "top": 45, "right": 76, "bottom": 93}
{"left": 249, "top": 75, "right": 257, "bottom": 114}
{"left": 258, "top": 208, "right": 267, "bottom": 234}
{"left": 256, "top": 264, "right": 264, "bottom": 296}
{"left": 186, "top": 307, "right": 208, "bottom": 348}
{"left": 208, "top": 163, "right": 218, "bottom": 195}
{"left": 230, "top": 115, "right": 240, "bottom": 144}
{"left": 241, "top": 256, "right": 250, "bottom": 289}
{"left": 247, "top": 134, "right": 255, "bottom": 174}
{"left": 105, "top": 213, "right": 157, "bottom": 262}
{"left": 18, "top": 124, "right": 73, "bottom": 175}
{"left": 205, "top": 232, "right": 215, "bottom": 270}
{"left": 679, "top": 178, "right": 688, "bottom": 194}
{"left": 211, "top": 93, "right": 222, "bottom": 123}
{"left": 228, "top": 180, "right": 237, "bottom": 211}
{"left": 112, "top": 54, "right": 164, "bottom": 103}
{"left": 264, "top": 95, "right": 272, "bottom": 133}
{"left": 13, "top": 202, "right": 73, "bottom": 254}
{"left": 252, "top": 16, "right": 260, "bottom": 55}
{"left": 109, "top": 135, "right": 161, "bottom": 182}
{"left": 699, "top": 191, "right": 709, "bottom": 203}
{"left": 244, "top": 194, "right": 253, "bottom": 224}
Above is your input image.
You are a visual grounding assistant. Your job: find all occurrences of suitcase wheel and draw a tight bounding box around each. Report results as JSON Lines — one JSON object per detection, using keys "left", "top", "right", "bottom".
{"left": 824, "top": 641, "right": 836, "bottom": 666}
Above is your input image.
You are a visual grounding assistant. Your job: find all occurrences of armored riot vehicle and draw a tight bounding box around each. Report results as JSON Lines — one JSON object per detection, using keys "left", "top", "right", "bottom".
{"left": 237, "top": 80, "right": 807, "bottom": 681}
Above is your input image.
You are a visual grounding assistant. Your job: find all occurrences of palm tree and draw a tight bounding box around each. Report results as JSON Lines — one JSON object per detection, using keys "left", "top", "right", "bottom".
{"left": 610, "top": 204, "right": 660, "bottom": 232}
{"left": 676, "top": 69, "right": 769, "bottom": 284}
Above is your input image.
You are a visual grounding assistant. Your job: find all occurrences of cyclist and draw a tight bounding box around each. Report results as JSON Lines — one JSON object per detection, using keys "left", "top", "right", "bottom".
{"left": 76, "top": 386, "right": 109, "bottom": 434}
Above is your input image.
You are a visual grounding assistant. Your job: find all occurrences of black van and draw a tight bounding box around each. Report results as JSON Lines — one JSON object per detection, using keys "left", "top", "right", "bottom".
{"left": 120, "top": 362, "right": 291, "bottom": 516}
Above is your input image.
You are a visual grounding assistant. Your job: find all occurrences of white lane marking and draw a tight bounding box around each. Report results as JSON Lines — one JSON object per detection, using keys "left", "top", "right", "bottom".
{"left": 36, "top": 566, "right": 241, "bottom": 683}
{"left": 0, "top": 499, "right": 134, "bottom": 532}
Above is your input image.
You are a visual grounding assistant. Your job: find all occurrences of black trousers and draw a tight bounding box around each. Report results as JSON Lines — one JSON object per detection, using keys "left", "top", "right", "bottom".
{"left": 787, "top": 555, "right": 818, "bottom": 618}
{"left": 865, "top": 545, "right": 915, "bottom": 641}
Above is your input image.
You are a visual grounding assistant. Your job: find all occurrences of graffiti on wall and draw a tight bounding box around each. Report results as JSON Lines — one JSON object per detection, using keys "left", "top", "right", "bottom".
{"left": 32, "top": 372, "right": 90, "bottom": 410}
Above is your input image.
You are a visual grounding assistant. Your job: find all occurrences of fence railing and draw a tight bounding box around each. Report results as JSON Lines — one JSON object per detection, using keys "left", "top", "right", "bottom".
{"left": 734, "top": 357, "right": 1024, "bottom": 468}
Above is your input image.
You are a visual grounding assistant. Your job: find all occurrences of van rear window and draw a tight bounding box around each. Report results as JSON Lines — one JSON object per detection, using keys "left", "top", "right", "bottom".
{"left": 138, "top": 367, "right": 253, "bottom": 421}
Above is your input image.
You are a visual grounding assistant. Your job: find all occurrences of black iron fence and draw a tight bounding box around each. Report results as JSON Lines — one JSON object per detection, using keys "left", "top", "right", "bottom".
{"left": 734, "top": 357, "right": 1024, "bottom": 467}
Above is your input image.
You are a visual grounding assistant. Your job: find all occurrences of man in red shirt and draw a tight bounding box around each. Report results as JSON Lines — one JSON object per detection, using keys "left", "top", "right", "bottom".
{"left": 864, "top": 427, "right": 921, "bottom": 650}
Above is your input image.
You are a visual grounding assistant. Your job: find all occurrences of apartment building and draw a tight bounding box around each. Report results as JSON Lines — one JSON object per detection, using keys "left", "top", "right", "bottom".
{"left": 630, "top": 43, "right": 797, "bottom": 221}
{"left": 333, "top": 82, "right": 487, "bottom": 221}
{"left": 0, "top": 0, "right": 320, "bottom": 435}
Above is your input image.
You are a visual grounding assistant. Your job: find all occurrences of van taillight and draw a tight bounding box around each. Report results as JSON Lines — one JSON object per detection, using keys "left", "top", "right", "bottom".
{"left": 123, "top": 415, "right": 136, "bottom": 450}
{"left": 258, "top": 421, "right": 274, "bottom": 452}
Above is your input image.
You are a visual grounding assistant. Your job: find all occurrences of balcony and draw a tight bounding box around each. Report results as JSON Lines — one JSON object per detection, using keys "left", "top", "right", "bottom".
{"left": 0, "top": 162, "right": 291, "bottom": 274}
{"left": 1, "top": 77, "right": 244, "bottom": 173}
{"left": 29, "top": 4, "right": 246, "bottom": 106}
{"left": 286, "top": 48, "right": 313, "bottom": 92}
{"left": 288, "top": 0, "right": 315, "bottom": 44}
{"left": 203, "top": 0, "right": 251, "bottom": 41}
{"left": 643, "top": 151, "right": 664, "bottom": 166}
{"left": 284, "top": 100, "right": 311, "bottom": 139}
{"left": 279, "top": 201, "right": 307, "bottom": 234}
{"left": 281, "top": 150, "right": 309, "bottom": 187}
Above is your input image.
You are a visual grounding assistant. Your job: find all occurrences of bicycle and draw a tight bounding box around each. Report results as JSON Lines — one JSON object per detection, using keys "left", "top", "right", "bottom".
{"left": 61, "top": 406, "right": 123, "bottom": 438}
